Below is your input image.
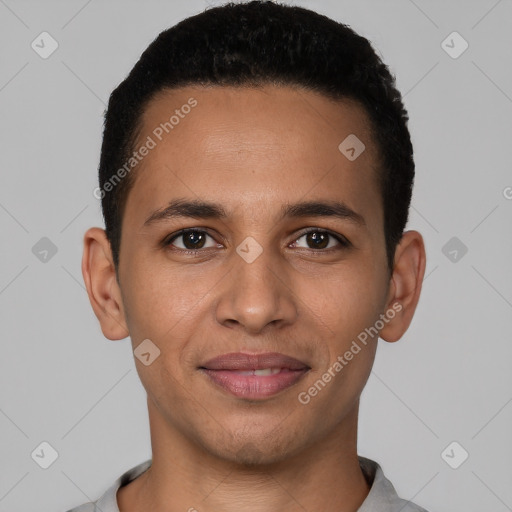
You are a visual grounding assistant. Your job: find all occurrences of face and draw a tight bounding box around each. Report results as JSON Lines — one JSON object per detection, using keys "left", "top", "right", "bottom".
{"left": 115, "top": 85, "right": 394, "bottom": 464}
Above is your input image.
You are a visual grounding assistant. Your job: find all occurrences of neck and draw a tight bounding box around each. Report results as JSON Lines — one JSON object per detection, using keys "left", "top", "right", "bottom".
{"left": 118, "top": 398, "right": 370, "bottom": 512}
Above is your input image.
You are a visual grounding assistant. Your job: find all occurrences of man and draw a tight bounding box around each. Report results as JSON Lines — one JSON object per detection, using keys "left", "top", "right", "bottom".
{"left": 71, "top": 1, "right": 428, "bottom": 510}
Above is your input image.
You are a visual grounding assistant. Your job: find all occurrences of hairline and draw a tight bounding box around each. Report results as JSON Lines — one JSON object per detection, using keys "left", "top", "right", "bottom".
{"left": 113, "top": 81, "right": 389, "bottom": 274}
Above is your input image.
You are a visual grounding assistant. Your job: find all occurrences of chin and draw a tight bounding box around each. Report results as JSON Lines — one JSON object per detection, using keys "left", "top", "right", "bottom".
{"left": 205, "top": 429, "right": 300, "bottom": 468}
{"left": 230, "top": 441, "right": 286, "bottom": 467}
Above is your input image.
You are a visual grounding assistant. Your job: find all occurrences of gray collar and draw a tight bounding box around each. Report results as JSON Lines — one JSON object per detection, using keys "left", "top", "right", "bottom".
{"left": 90, "top": 456, "right": 428, "bottom": 512}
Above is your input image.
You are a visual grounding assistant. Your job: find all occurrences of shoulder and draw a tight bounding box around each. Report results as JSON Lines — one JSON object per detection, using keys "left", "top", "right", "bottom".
{"left": 64, "top": 459, "right": 152, "bottom": 512}
{"left": 64, "top": 503, "right": 96, "bottom": 512}
{"left": 358, "top": 456, "right": 431, "bottom": 512}
{"left": 392, "top": 499, "right": 430, "bottom": 512}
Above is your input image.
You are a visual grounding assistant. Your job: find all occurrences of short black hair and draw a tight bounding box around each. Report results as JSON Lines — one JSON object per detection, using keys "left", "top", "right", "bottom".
{"left": 98, "top": 0, "right": 414, "bottom": 275}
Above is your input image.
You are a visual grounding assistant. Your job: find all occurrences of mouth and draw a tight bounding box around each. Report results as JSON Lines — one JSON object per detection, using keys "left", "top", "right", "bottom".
{"left": 199, "top": 352, "right": 311, "bottom": 400}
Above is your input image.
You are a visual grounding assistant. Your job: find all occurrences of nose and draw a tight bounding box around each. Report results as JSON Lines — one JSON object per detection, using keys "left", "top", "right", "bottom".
{"left": 215, "top": 246, "right": 298, "bottom": 334}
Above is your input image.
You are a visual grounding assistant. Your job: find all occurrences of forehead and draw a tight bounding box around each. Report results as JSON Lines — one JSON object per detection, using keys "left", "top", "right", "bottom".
{"left": 124, "top": 85, "right": 382, "bottom": 229}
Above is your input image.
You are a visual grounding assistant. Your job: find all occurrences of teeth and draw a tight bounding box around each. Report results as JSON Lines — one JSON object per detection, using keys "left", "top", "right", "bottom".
{"left": 254, "top": 368, "right": 281, "bottom": 376}
{"left": 235, "top": 368, "right": 282, "bottom": 376}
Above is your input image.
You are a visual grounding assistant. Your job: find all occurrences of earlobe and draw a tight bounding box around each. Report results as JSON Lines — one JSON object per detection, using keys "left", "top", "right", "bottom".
{"left": 379, "top": 230, "right": 426, "bottom": 343}
{"left": 81, "top": 227, "right": 129, "bottom": 340}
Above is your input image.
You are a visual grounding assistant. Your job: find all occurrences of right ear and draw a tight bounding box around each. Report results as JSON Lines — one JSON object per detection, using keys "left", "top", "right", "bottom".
{"left": 81, "top": 227, "right": 129, "bottom": 340}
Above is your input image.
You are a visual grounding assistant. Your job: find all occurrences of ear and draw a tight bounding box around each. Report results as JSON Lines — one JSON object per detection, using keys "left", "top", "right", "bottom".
{"left": 379, "top": 230, "right": 426, "bottom": 343}
{"left": 81, "top": 227, "right": 129, "bottom": 340}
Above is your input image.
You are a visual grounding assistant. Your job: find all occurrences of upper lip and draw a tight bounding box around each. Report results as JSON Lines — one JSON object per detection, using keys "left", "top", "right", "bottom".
{"left": 200, "top": 352, "right": 310, "bottom": 371}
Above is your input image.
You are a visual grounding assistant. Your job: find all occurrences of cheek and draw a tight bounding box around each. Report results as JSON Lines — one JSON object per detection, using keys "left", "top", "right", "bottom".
{"left": 120, "top": 256, "right": 225, "bottom": 394}
{"left": 323, "top": 267, "right": 385, "bottom": 390}
{"left": 301, "top": 281, "right": 380, "bottom": 411}
{"left": 302, "top": 263, "right": 385, "bottom": 342}
{"left": 121, "top": 255, "right": 206, "bottom": 339}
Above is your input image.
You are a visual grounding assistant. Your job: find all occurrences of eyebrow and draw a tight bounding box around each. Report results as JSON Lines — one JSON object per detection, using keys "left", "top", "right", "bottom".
{"left": 143, "top": 197, "right": 366, "bottom": 227}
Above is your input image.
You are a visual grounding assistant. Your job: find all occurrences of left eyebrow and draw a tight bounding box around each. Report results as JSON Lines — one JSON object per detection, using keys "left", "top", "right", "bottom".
{"left": 143, "top": 198, "right": 366, "bottom": 228}
{"left": 279, "top": 200, "right": 366, "bottom": 227}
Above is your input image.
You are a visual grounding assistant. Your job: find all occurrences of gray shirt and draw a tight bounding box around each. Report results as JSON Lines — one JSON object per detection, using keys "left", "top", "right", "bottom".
{"left": 66, "top": 457, "right": 429, "bottom": 511}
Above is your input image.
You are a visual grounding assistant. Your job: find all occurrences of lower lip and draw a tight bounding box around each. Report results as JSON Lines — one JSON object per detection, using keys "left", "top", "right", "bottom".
{"left": 200, "top": 368, "right": 309, "bottom": 399}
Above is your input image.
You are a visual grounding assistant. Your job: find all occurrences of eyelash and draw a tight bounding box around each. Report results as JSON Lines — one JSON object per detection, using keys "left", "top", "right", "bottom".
{"left": 162, "top": 227, "right": 351, "bottom": 255}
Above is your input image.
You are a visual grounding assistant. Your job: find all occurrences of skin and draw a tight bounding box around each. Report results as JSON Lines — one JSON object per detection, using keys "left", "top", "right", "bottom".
{"left": 82, "top": 85, "right": 426, "bottom": 512}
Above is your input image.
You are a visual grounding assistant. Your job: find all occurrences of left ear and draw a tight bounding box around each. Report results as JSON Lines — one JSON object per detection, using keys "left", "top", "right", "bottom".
{"left": 379, "top": 230, "right": 426, "bottom": 343}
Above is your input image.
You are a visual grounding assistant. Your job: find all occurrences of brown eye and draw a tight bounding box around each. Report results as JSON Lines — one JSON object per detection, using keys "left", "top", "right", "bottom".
{"left": 305, "top": 231, "right": 329, "bottom": 249}
{"left": 165, "top": 229, "right": 217, "bottom": 251}
{"left": 292, "top": 229, "right": 349, "bottom": 250}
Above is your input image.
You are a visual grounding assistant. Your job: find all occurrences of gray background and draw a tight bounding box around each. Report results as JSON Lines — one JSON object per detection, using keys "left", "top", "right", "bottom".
{"left": 0, "top": 0, "right": 511, "bottom": 511}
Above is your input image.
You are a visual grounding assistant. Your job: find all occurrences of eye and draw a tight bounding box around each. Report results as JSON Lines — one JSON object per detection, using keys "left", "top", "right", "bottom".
{"left": 163, "top": 227, "right": 350, "bottom": 255}
{"left": 291, "top": 229, "right": 350, "bottom": 251}
{"left": 164, "top": 229, "right": 218, "bottom": 252}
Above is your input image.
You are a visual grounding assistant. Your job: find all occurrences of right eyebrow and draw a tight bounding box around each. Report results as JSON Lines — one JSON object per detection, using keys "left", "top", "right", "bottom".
{"left": 143, "top": 197, "right": 366, "bottom": 229}
{"left": 143, "top": 198, "right": 228, "bottom": 227}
